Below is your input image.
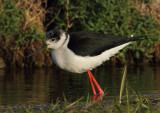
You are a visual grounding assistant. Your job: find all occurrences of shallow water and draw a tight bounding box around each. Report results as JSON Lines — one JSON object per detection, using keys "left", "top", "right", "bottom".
{"left": 0, "top": 65, "right": 160, "bottom": 105}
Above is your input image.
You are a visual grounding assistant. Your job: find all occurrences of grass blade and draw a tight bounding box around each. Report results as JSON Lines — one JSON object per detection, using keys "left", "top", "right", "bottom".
{"left": 65, "top": 97, "right": 84, "bottom": 109}
{"left": 119, "top": 65, "right": 127, "bottom": 104}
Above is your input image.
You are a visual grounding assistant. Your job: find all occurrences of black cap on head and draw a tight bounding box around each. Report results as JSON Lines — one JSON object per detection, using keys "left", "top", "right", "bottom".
{"left": 46, "top": 29, "right": 62, "bottom": 40}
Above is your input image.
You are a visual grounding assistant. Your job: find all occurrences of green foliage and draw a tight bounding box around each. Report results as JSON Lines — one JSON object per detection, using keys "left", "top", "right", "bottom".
{"left": 0, "top": 0, "right": 43, "bottom": 46}
{"left": 0, "top": 0, "right": 23, "bottom": 40}
{"left": 1, "top": 94, "right": 159, "bottom": 112}
{"left": 53, "top": 0, "right": 160, "bottom": 61}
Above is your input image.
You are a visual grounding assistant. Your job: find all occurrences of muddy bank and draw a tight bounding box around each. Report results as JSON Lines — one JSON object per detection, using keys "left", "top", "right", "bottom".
{"left": 0, "top": 98, "right": 160, "bottom": 112}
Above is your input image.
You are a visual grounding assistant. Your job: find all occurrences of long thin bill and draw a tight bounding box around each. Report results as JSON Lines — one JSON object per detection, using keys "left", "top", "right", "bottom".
{"left": 27, "top": 44, "right": 47, "bottom": 58}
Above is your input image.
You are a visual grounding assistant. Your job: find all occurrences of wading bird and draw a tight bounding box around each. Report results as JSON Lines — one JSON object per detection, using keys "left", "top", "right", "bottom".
{"left": 28, "top": 29, "right": 145, "bottom": 96}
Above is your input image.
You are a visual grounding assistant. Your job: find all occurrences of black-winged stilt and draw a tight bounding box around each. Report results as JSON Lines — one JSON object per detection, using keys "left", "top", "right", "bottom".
{"left": 28, "top": 29, "right": 145, "bottom": 96}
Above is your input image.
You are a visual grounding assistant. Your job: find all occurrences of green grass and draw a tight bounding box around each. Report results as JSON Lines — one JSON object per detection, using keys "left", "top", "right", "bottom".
{"left": 119, "top": 65, "right": 127, "bottom": 104}
{"left": 0, "top": 94, "right": 159, "bottom": 113}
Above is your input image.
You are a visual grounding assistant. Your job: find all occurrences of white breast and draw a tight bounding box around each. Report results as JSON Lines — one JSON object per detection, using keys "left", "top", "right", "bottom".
{"left": 51, "top": 42, "right": 131, "bottom": 73}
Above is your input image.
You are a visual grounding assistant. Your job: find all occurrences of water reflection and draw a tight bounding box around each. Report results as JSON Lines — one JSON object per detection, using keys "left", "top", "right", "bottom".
{"left": 0, "top": 65, "right": 160, "bottom": 105}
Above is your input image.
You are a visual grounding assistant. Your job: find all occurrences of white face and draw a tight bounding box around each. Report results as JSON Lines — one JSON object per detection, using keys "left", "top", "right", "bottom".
{"left": 45, "top": 29, "right": 67, "bottom": 49}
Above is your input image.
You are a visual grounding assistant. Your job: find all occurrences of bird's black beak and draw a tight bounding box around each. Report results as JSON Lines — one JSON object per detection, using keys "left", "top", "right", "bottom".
{"left": 27, "top": 44, "right": 47, "bottom": 58}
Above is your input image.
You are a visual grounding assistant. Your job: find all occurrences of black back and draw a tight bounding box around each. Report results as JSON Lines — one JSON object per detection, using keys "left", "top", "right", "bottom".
{"left": 68, "top": 31, "right": 142, "bottom": 56}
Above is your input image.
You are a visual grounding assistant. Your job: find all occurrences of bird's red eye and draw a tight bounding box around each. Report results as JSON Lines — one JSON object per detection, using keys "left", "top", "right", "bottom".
{"left": 52, "top": 38, "right": 55, "bottom": 41}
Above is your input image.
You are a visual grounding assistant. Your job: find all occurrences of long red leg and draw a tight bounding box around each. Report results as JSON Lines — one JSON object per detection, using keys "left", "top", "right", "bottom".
{"left": 88, "top": 70, "right": 104, "bottom": 95}
{"left": 88, "top": 71, "right": 96, "bottom": 95}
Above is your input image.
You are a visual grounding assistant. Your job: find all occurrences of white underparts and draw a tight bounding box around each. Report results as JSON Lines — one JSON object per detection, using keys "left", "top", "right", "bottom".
{"left": 51, "top": 42, "right": 132, "bottom": 73}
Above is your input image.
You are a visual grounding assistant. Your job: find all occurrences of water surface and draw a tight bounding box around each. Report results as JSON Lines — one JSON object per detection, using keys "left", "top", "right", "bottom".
{"left": 0, "top": 65, "right": 160, "bottom": 105}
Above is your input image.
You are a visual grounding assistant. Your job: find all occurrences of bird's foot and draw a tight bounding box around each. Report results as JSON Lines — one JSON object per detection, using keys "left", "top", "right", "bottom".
{"left": 92, "top": 94, "right": 103, "bottom": 101}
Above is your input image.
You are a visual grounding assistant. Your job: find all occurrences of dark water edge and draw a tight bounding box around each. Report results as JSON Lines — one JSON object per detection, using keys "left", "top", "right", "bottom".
{"left": 0, "top": 64, "right": 160, "bottom": 106}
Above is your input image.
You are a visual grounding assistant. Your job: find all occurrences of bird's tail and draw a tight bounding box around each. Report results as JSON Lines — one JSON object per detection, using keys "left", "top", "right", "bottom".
{"left": 129, "top": 36, "right": 146, "bottom": 41}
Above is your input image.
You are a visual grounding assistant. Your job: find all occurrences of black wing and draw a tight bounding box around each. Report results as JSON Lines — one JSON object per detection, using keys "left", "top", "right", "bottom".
{"left": 68, "top": 31, "right": 142, "bottom": 56}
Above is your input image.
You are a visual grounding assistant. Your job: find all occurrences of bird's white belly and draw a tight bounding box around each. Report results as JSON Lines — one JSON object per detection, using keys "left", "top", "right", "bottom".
{"left": 51, "top": 48, "right": 101, "bottom": 73}
{"left": 51, "top": 42, "right": 131, "bottom": 73}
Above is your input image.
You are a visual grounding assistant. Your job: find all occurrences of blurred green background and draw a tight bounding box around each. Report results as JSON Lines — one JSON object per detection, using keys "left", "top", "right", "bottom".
{"left": 0, "top": 0, "right": 160, "bottom": 68}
